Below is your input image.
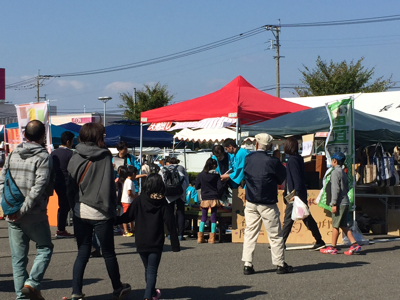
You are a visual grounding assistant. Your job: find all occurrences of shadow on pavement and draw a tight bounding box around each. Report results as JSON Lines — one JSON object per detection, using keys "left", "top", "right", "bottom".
{"left": 125, "top": 285, "right": 267, "bottom": 300}
{"left": 360, "top": 245, "right": 400, "bottom": 254}
{"left": 0, "top": 279, "right": 15, "bottom": 292}
{"left": 42, "top": 278, "right": 103, "bottom": 289}
{"left": 294, "top": 261, "right": 369, "bottom": 273}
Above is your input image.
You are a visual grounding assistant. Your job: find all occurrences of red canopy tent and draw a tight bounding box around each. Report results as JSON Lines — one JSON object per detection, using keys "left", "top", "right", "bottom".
{"left": 141, "top": 76, "right": 310, "bottom": 124}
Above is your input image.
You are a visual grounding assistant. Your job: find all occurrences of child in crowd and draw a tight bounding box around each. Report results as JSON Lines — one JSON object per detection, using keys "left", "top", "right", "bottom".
{"left": 195, "top": 158, "right": 223, "bottom": 244}
{"left": 116, "top": 173, "right": 180, "bottom": 300}
{"left": 320, "top": 152, "right": 361, "bottom": 255}
{"left": 115, "top": 166, "right": 128, "bottom": 235}
{"left": 121, "top": 166, "right": 136, "bottom": 237}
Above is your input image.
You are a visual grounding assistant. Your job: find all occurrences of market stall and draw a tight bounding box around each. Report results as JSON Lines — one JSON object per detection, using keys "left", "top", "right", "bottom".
{"left": 238, "top": 105, "right": 400, "bottom": 242}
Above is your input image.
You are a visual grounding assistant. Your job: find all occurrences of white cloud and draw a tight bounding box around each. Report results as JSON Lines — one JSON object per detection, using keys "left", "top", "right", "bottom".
{"left": 56, "top": 80, "right": 85, "bottom": 90}
{"left": 105, "top": 81, "right": 135, "bottom": 93}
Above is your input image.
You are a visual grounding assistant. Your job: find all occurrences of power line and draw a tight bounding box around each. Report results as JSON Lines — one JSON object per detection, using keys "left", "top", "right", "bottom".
{"left": 6, "top": 14, "right": 400, "bottom": 88}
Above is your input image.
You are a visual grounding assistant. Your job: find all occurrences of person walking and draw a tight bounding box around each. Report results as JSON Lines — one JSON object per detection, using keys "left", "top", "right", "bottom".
{"left": 51, "top": 131, "right": 75, "bottom": 238}
{"left": 67, "top": 123, "right": 131, "bottom": 300}
{"left": 195, "top": 158, "right": 224, "bottom": 244}
{"left": 116, "top": 173, "right": 180, "bottom": 300}
{"left": 320, "top": 152, "right": 361, "bottom": 255}
{"left": 160, "top": 157, "right": 189, "bottom": 240}
{"left": 0, "top": 120, "right": 54, "bottom": 300}
{"left": 242, "top": 133, "right": 293, "bottom": 275}
{"left": 281, "top": 137, "right": 326, "bottom": 250}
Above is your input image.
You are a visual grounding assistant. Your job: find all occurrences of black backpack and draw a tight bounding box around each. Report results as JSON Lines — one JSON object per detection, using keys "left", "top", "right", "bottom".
{"left": 163, "top": 165, "right": 183, "bottom": 196}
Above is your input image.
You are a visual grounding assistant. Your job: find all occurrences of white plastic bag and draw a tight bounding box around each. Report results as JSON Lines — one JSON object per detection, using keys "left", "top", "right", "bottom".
{"left": 291, "top": 196, "right": 310, "bottom": 221}
{"left": 342, "top": 221, "right": 370, "bottom": 246}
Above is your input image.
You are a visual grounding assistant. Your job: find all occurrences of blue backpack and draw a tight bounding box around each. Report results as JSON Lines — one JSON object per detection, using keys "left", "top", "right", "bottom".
{"left": 1, "top": 153, "right": 25, "bottom": 216}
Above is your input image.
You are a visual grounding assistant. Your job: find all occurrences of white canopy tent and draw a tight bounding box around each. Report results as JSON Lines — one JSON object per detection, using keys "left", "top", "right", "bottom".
{"left": 173, "top": 127, "right": 236, "bottom": 143}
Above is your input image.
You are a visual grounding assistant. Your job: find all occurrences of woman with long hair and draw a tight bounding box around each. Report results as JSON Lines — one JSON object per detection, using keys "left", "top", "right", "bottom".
{"left": 67, "top": 123, "right": 131, "bottom": 300}
{"left": 195, "top": 158, "right": 223, "bottom": 244}
{"left": 116, "top": 173, "right": 180, "bottom": 300}
{"left": 281, "top": 137, "right": 325, "bottom": 250}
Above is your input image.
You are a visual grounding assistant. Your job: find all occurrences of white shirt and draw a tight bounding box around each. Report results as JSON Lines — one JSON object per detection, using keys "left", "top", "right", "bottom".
{"left": 121, "top": 178, "right": 136, "bottom": 204}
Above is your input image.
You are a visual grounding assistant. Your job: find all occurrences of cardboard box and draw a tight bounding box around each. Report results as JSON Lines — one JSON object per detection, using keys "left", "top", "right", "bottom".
{"left": 232, "top": 189, "right": 342, "bottom": 244}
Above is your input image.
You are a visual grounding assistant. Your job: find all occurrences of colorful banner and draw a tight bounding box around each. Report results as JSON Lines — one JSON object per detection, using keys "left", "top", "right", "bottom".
{"left": 15, "top": 102, "right": 52, "bottom": 150}
{"left": 318, "top": 98, "right": 354, "bottom": 212}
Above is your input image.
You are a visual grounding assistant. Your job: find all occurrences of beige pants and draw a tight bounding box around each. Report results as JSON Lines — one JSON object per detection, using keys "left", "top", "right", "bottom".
{"left": 242, "top": 201, "right": 285, "bottom": 267}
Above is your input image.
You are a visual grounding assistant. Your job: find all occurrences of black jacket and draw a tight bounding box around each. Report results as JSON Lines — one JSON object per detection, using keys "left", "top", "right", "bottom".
{"left": 195, "top": 171, "right": 223, "bottom": 200}
{"left": 244, "top": 151, "right": 286, "bottom": 205}
{"left": 286, "top": 154, "right": 307, "bottom": 202}
{"left": 116, "top": 193, "right": 180, "bottom": 253}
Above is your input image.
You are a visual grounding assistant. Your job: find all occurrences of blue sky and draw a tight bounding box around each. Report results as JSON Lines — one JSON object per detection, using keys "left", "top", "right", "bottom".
{"left": 1, "top": 1, "right": 399, "bottom": 116}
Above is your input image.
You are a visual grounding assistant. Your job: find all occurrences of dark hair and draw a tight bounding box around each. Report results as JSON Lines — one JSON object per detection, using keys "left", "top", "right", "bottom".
{"left": 118, "top": 166, "right": 129, "bottom": 184}
{"left": 273, "top": 149, "right": 280, "bottom": 158}
{"left": 169, "top": 157, "right": 179, "bottom": 164}
{"left": 284, "top": 137, "right": 298, "bottom": 155}
{"left": 202, "top": 158, "right": 218, "bottom": 173}
{"left": 222, "top": 138, "right": 237, "bottom": 148}
{"left": 116, "top": 141, "right": 128, "bottom": 151}
{"left": 79, "top": 123, "right": 106, "bottom": 148}
{"left": 25, "top": 120, "right": 45, "bottom": 142}
{"left": 61, "top": 131, "right": 75, "bottom": 146}
{"left": 127, "top": 165, "right": 137, "bottom": 177}
{"left": 190, "top": 180, "right": 196, "bottom": 186}
{"left": 212, "top": 145, "right": 225, "bottom": 156}
{"left": 143, "top": 173, "right": 165, "bottom": 196}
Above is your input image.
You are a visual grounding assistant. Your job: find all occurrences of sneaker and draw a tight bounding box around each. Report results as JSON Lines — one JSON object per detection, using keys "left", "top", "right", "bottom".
{"left": 178, "top": 235, "right": 186, "bottom": 241}
{"left": 71, "top": 294, "right": 86, "bottom": 300}
{"left": 311, "top": 241, "right": 326, "bottom": 250}
{"left": 56, "top": 230, "right": 74, "bottom": 239}
{"left": 20, "top": 285, "right": 45, "bottom": 300}
{"left": 344, "top": 244, "right": 361, "bottom": 255}
{"left": 123, "top": 231, "right": 133, "bottom": 237}
{"left": 276, "top": 262, "right": 294, "bottom": 274}
{"left": 152, "top": 289, "right": 161, "bottom": 300}
{"left": 243, "top": 265, "right": 255, "bottom": 275}
{"left": 320, "top": 246, "right": 338, "bottom": 255}
{"left": 112, "top": 283, "right": 131, "bottom": 300}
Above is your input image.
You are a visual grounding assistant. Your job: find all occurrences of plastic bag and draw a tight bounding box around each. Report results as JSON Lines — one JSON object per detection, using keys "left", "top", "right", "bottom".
{"left": 342, "top": 221, "right": 370, "bottom": 246}
{"left": 291, "top": 196, "right": 310, "bottom": 221}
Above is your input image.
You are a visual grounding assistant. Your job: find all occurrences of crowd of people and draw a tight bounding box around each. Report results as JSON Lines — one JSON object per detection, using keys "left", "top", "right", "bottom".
{"left": 0, "top": 119, "right": 361, "bottom": 300}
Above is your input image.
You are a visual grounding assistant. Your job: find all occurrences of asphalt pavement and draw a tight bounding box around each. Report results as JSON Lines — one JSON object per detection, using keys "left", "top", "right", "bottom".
{"left": 1, "top": 220, "right": 400, "bottom": 300}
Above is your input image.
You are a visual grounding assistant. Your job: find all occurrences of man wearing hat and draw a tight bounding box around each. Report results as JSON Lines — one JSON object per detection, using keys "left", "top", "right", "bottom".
{"left": 241, "top": 133, "right": 293, "bottom": 275}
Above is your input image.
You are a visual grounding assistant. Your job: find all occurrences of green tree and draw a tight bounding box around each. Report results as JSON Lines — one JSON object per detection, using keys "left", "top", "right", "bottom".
{"left": 294, "top": 56, "right": 394, "bottom": 97}
{"left": 119, "top": 82, "right": 174, "bottom": 120}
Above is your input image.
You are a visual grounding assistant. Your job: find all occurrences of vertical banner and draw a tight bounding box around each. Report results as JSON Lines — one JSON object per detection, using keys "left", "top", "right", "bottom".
{"left": 318, "top": 98, "right": 354, "bottom": 212}
{"left": 15, "top": 101, "right": 52, "bottom": 151}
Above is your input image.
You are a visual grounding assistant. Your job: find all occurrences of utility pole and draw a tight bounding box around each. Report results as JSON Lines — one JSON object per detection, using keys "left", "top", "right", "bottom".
{"left": 134, "top": 88, "right": 137, "bottom": 119}
{"left": 265, "top": 20, "right": 283, "bottom": 98}
{"left": 36, "top": 70, "right": 50, "bottom": 102}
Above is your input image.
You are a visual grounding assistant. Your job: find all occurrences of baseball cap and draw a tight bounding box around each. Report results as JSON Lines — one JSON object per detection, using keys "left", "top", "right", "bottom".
{"left": 255, "top": 133, "right": 274, "bottom": 146}
{"left": 332, "top": 151, "right": 345, "bottom": 161}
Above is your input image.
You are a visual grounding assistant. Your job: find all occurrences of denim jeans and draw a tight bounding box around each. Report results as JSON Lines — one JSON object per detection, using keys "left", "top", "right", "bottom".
{"left": 8, "top": 219, "right": 53, "bottom": 299}
{"left": 72, "top": 216, "right": 122, "bottom": 295}
{"left": 139, "top": 251, "right": 162, "bottom": 300}
{"left": 168, "top": 200, "right": 185, "bottom": 236}
{"left": 55, "top": 183, "right": 71, "bottom": 231}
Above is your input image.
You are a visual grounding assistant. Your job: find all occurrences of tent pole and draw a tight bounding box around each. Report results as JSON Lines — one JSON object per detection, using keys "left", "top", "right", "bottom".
{"left": 236, "top": 118, "right": 240, "bottom": 145}
{"left": 352, "top": 97, "right": 356, "bottom": 225}
{"left": 139, "top": 123, "right": 143, "bottom": 193}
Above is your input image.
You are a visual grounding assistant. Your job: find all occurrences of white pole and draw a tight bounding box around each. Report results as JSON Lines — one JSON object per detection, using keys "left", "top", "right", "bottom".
{"left": 103, "top": 101, "right": 106, "bottom": 127}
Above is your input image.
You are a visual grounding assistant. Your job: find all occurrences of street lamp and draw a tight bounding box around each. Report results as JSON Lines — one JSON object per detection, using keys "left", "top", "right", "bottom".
{"left": 98, "top": 96, "right": 112, "bottom": 126}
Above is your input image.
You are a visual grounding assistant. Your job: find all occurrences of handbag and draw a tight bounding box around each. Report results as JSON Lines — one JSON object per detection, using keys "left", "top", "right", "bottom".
{"left": 363, "top": 151, "right": 377, "bottom": 184}
{"left": 1, "top": 153, "right": 25, "bottom": 216}
{"left": 291, "top": 196, "right": 310, "bottom": 221}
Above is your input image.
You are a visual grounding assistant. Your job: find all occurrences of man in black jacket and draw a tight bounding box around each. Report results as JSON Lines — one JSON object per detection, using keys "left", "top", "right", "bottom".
{"left": 241, "top": 133, "right": 293, "bottom": 275}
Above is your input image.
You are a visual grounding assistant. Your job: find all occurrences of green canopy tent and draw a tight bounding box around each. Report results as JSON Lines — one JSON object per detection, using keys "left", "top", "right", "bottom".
{"left": 241, "top": 106, "right": 400, "bottom": 149}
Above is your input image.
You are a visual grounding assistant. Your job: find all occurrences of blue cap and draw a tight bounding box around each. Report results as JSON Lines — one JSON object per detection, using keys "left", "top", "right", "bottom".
{"left": 332, "top": 151, "right": 345, "bottom": 161}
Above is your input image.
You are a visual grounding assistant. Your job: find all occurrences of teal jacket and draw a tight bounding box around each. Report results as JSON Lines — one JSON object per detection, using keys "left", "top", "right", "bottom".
{"left": 229, "top": 147, "right": 250, "bottom": 188}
